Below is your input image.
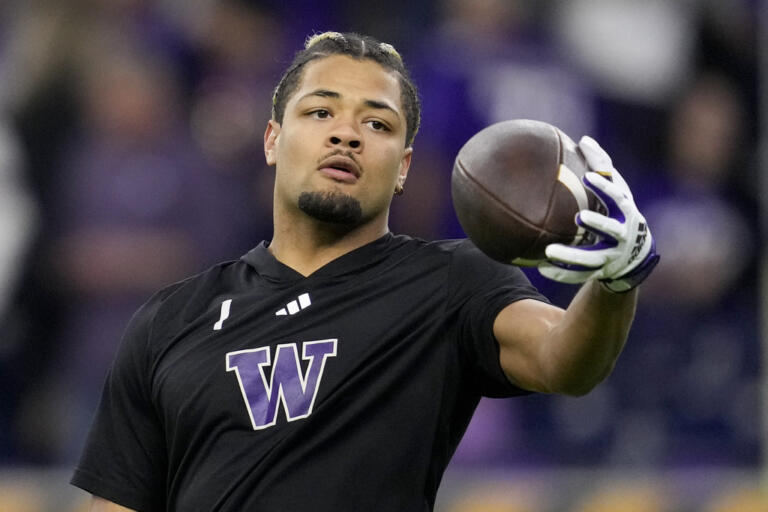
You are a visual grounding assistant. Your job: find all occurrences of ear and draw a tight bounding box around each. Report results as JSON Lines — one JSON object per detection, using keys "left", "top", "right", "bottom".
{"left": 397, "top": 147, "right": 413, "bottom": 187}
{"left": 264, "top": 120, "right": 281, "bottom": 166}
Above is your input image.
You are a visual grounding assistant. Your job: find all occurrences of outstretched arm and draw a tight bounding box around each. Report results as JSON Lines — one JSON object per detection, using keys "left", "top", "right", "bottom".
{"left": 493, "top": 136, "right": 658, "bottom": 396}
{"left": 494, "top": 283, "right": 636, "bottom": 396}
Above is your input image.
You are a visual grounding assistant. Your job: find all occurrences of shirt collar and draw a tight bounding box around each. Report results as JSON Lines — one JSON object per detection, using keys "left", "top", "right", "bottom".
{"left": 241, "top": 232, "right": 398, "bottom": 282}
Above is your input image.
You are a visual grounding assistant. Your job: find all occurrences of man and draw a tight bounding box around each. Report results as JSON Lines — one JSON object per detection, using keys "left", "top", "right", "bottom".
{"left": 72, "top": 32, "right": 658, "bottom": 511}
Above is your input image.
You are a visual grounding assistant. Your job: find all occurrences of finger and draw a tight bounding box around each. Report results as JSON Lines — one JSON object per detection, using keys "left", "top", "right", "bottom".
{"left": 579, "top": 138, "right": 637, "bottom": 203}
{"left": 582, "top": 172, "right": 629, "bottom": 222}
{"left": 578, "top": 135, "right": 614, "bottom": 176}
{"left": 606, "top": 166, "right": 633, "bottom": 200}
{"left": 544, "top": 257, "right": 601, "bottom": 272}
{"left": 579, "top": 138, "right": 629, "bottom": 208}
{"left": 538, "top": 262, "right": 597, "bottom": 284}
{"left": 583, "top": 171, "right": 628, "bottom": 201}
{"left": 577, "top": 210, "right": 625, "bottom": 240}
{"left": 545, "top": 243, "right": 612, "bottom": 268}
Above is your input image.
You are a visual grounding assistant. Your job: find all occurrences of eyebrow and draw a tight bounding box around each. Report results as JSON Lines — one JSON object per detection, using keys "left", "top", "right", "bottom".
{"left": 298, "top": 89, "right": 401, "bottom": 119}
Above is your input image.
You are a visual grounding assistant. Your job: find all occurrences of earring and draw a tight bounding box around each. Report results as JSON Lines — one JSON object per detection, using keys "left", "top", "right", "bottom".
{"left": 394, "top": 183, "right": 404, "bottom": 196}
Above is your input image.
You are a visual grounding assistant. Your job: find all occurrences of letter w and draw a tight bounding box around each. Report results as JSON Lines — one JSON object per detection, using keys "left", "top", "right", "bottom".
{"left": 226, "top": 340, "right": 337, "bottom": 430}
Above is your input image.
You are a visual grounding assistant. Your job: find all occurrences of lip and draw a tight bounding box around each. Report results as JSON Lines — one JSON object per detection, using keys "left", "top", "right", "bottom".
{"left": 317, "top": 155, "right": 361, "bottom": 183}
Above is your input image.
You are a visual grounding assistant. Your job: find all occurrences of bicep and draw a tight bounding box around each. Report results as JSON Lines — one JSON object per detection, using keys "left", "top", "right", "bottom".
{"left": 89, "top": 496, "right": 137, "bottom": 512}
{"left": 493, "top": 298, "right": 565, "bottom": 393}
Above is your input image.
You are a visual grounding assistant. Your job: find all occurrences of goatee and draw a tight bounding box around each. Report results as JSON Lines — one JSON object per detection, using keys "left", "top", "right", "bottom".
{"left": 298, "top": 191, "right": 363, "bottom": 225}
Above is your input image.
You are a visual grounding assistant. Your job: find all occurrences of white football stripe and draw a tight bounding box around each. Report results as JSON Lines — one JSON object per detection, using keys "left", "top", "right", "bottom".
{"left": 298, "top": 293, "right": 311, "bottom": 309}
{"left": 276, "top": 308, "right": 287, "bottom": 316}
{"left": 287, "top": 300, "right": 300, "bottom": 315}
{"left": 557, "top": 164, "right": 588, "bottom": 211}
{"left": 557, "top": 164, "right": 589, "bottom": 243}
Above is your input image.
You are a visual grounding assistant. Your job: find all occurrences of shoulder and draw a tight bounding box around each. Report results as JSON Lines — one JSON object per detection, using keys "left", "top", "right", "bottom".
{"left": 420, "top": 237, "right": 515, "bottom": 273}
{"left": 371, "top": 235, "right": 469, "bottom": 276}
{"left": 387, "top": 234, "right": 473, "bottom": 260}
{"left": 397, "top": 236, "right": 491, "bottom": 259}
{"left": 138, "top": 258, "right": 250, "bottom": 341}
{"left": 427, "top": 238, "right": 543, "bottom": 304}
{"left": 385, "top": 236, "right": 534, "bottom": 295}
{"left": 385, "top": 235, "right": 525, "bottom": 277}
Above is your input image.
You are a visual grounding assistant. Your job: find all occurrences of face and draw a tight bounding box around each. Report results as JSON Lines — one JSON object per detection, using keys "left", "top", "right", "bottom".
{"left": 264, "top": 55, "right": 413, "bottom": 227}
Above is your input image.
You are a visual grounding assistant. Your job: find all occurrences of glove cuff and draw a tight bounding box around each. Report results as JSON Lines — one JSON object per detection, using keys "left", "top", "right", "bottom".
{"left": 599, "top": 242, "right": 660, "bottom": 293}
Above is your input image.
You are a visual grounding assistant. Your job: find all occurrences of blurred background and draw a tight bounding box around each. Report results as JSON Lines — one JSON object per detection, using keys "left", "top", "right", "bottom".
{"left": 0, "top": 0, "right": 762, "bottom": 510}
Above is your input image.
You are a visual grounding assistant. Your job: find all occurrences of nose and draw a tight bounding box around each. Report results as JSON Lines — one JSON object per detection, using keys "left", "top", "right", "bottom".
{"left": 327, "top": 119, "right": 362, "bottom": 150}
{"left": 329, "top": 136, "right": 361, "bottom": 149}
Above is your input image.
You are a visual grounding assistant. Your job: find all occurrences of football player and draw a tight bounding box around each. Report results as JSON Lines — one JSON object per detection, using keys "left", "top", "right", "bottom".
{"left": 73, "top": 32, "right": 657, "bottom": 511}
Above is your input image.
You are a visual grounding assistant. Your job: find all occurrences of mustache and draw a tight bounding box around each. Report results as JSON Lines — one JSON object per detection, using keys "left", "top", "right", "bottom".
{"left": 317, "top": 150, "right": 364, "bottom": 176}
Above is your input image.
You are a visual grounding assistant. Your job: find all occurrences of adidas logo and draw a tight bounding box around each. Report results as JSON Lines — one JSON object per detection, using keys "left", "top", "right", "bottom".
{"left": 276, "top": 293, "right": 311, "bottom": 316}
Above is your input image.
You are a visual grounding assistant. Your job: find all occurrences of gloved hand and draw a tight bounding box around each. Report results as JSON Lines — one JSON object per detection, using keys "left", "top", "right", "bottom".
{"left": 538, "top": 136, "right": 659, "bottom": 292}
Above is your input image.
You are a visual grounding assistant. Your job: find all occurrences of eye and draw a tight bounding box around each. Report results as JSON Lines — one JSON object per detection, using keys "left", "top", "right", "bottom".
{"left": 367, "top": 120, "right": 390, "bottom": 132}
{"left": 309, "top": 109, "right": 331, "bottom": 119}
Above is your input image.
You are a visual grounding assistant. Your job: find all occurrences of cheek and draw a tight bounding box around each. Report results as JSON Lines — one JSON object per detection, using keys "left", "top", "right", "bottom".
{"left": 366, "top": 150, "right": 403, "bottom": 199}
{"left": 382, "top": 149, "right": 405, "bottom": 184}
{"left": 275, "top": 132, "right": 308, "bottom": 177}
{"left": 372, "top": 143, "right": 402, "bottom": 172}
{"left": 276, "top": 130, "right": 297, "bottom": 163}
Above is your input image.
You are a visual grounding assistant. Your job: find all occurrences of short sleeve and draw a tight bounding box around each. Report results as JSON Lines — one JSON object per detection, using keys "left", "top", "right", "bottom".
{"left": 71, "top": 296, "right": 167, "bottom": 511}
{"left": 447, "top": 239, "right": 549, "bottom": 397}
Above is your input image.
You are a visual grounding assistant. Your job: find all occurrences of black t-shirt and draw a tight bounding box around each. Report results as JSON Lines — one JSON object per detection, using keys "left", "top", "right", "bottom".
{"left": 71, "top": 234, "right": 548, "bottom": 512}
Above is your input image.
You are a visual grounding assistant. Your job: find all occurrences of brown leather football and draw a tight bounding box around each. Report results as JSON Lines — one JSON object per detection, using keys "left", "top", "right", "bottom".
{"left": 451, "top": 119, "right": 602, "bottom": 265}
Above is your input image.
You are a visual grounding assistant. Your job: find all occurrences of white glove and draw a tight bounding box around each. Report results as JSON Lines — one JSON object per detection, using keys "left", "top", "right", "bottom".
{"left": 538, "top": 136, "right": 659, "bottom": 292}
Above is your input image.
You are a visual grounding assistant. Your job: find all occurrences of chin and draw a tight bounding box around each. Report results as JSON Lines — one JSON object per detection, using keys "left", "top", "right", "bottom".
{"left": 298, "top": 190, "right": 363, "bottom": 225}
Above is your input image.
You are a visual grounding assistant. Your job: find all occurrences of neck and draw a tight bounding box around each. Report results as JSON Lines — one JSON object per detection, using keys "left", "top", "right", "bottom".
{"left": 270, "top": 204, "right": 389, "bottom": 277}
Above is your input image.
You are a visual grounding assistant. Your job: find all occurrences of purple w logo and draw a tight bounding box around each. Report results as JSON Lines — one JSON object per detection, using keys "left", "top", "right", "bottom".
{"left": 226, "top": 340, "right": 337, "bottom": 430}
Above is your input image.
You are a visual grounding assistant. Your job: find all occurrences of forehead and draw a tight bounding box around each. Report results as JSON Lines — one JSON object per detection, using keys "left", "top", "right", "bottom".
{"left": 291, "top": 55, "right": 403, "bottom": 109}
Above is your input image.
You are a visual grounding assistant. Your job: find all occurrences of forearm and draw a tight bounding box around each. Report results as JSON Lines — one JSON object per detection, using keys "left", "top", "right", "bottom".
{"left": 495, "top": 135, "right": 655, "bottom": 396}
{"left": 543, "top": 280, "right": 637, "bottom": 395}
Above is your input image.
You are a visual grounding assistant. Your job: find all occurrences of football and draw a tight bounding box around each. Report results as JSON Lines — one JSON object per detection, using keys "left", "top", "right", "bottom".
{"left": 451, "top": 119, "right": 603, "bottom": 265}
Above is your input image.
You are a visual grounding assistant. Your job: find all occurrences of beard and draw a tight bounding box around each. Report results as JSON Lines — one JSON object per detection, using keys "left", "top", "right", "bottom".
{"left": 298, "top": 190, "right": 363, "bottom": 226}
